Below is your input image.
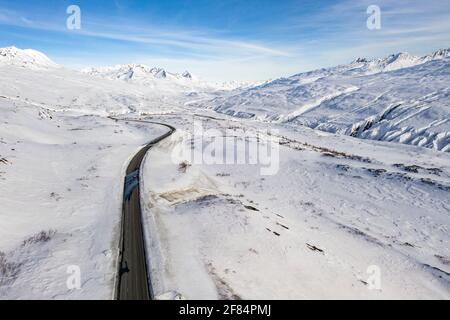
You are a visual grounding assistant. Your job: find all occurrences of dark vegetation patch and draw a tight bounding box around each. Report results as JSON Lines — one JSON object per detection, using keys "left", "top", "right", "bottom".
{"left": 402, "top": 242, "right": 416, "bottom": 248}
{"left": 435, "top": 255, "right": 450, "bottom": 266}
{"left": 206, "top": 262, "right": 242, "bottom": 300}
{"left": 275, "top": 135, "right": 372, "bottom": 163}
{"left": 393, "top": 164, "right": 443, "bottom": 176}
{"left": 363, "top": 166, "right": 450, "bottom": 191}
{"left": 420, "top": 178, "right": 450, "bottom": 191}
{"left": 423, "top": 264, "right": 450, "bottom": 278}
{"left": 50, "top": 192, "right": 62, "bottom": 201}
{"left": 1, "top": 230, "right": 56, "bottom": 287}
{"left": 178, "top": 161, "right": 191, "bottom": 173}
{"left": 22, "top": 230, "right": 56, "bottom": 247}
{"left": 385, "top": 172, "right": 413, "bottom": 182}
{"left": 306, "top": 243, "right": 324, "bottom": 253}
{"left": 0, "top": 251, "right": 22, "bottom": 287}
{"left": 336, "top": 164, "right": 350, "bottom": 172}
{"left": 365, "top": 168, "right": 387, "bottom": 177}
{"left": 276, "top": 222, "right": 290, "bottom": 230}
{"left": 244, "top": 205, "right": 259, "bottom": 212}
{"left": 216, "top": 173, "right": 231, "bottom": 177}
{"left": 337, "top": 223, "right": 384, "bottom": 247}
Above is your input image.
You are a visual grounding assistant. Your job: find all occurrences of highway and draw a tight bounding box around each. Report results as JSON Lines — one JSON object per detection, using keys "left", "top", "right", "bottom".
{"left": 115, "top": 120, "right": 175, "bottom": 300}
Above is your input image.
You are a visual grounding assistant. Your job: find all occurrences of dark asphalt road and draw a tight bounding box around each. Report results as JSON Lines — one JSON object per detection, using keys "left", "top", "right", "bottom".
{"left": 115, "top": 120, "right": 175, "bottom": 300}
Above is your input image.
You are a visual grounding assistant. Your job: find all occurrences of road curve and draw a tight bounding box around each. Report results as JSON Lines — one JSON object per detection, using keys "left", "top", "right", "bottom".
{"left": 115, "top": 120, "right": 176, "bottom": 300}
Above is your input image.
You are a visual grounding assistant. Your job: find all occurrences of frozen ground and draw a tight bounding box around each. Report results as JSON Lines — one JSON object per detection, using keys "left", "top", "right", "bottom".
{"left": 0, "top": 47, "right": 449, "bottom": 299}
{"left": 0, "top": 97, "right": 168, "bottom": 299}
{"left": 0, "top": 51, "right": 172, "bottom": 298}
{"left": 141, "top": 113, "right": 450, "bottom": 299}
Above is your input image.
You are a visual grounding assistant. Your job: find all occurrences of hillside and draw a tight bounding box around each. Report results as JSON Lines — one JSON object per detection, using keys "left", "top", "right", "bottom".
{"left": 192, "top": 49, "right": 450, "bottom": 152}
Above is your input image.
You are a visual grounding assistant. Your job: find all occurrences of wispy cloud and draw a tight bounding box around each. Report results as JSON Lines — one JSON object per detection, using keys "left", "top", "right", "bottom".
{"left": 0, "top": 1, "right": 448, "bottom": 81}
{"left": 78, "top": 28, "right": 291, "bottom": 57}
{"left": 0, "top": 7, "right": 291, "bottom": 59}
{"left": 271, "top": 0, "right": 450, "bottom": 64}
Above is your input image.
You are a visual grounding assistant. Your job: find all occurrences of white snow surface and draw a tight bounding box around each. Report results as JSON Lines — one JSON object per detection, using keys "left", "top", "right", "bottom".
{"left": 0, "top": 102, "right": 168, "bottom": 299}
{"left": 0, "top": 54, "right": 171, "bottom": 299}
{"left": 141, "top": 112, "right": 450, "bottom": 299}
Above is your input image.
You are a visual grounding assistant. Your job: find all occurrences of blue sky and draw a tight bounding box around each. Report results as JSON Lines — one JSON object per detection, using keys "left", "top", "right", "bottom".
{"left": 0, "top": 0, "right": 449, "bottom": 81}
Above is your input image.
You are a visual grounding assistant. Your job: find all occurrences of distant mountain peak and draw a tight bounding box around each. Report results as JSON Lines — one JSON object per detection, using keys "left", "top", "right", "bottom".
{"left": 428, "top": 48, "right": 449, "bottom": 59}
{"left": 0, "top": 46, "right": 58, "bottom": 69}
{"left": 152, "top": 67, "right": 167, "bottom": 79}
{"left": 83, "top": 63, "right": 193, "bottom": 83}
{"left": 182, "top": 71, "right": 192, "bottom": 79}
{"left": 348, "top": 49, "right": 449, "bottom": 74}
{"left": 384, "top": 52, "right": 415, "bottom": 62}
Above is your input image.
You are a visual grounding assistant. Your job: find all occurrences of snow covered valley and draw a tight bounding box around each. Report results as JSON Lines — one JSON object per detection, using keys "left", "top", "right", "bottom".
{"left": 0, "top": 47, "right": 449, "bottom": 299}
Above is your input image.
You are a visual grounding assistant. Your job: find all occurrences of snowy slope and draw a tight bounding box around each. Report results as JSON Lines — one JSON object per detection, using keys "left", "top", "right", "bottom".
{"left": 0, "top": 46, "right": 59, "bottom": 70}
{"left": 141, "top": 112, "right": 450, "bottom": 299}
{"left": 0, "top": 96, "right": 168, "bottom": 299}
{"left": 193, "top": 49, "right": 450, "bottom": 152}
{"left": 0, "top": 52, "right": 194, "bottom": 117}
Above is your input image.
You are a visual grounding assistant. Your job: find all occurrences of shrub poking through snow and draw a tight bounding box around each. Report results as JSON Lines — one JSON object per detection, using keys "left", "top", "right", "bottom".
{"left": 1, "top": 230, "right": 56, "bottom": 287}
{"left": 21, "top": 230, "right": 56, "bottom": 247}
{"left": 0, "top": 252, "right": 22, "bottom": 286}
{"left": 178, "top": 161, "right": 191, "bottom": 173}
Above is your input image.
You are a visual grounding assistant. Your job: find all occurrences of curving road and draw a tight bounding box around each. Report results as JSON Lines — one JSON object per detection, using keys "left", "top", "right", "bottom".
{"left": 115, "top": 120, "right": 175, "bottom": 300}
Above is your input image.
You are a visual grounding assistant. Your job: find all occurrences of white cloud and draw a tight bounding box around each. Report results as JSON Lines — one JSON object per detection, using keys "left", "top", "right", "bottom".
{"left": 1, "top": 1, "right": 448, "bottom": 81}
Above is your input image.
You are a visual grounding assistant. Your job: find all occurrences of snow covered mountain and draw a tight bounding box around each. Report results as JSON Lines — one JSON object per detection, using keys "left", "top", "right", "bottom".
{"left": 193, "top": 49, "right": 450, "bottom": 152}
{"left": 82, "top": 64, "right": 194, "bottom": 84}
{"left": 82, "top": 63, "right": 253, "bottom": 91}
{"left": 2, "top": 47, "right": 448, "bottom": 152}
{"left": 349, "top": 49, "right": 449, "bottom": 75}
{"left": 0, "top": 48, "right": 197, "bottom": 116}
{"left": 0, "top": 46, "right": 58, "bottom": 70}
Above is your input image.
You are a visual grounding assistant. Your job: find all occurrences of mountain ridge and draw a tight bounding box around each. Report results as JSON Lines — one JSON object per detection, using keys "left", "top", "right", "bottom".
{"left": 82, "top": 63, "right": 194, "bottom": 83}
{"left": 0, "top": 46, "right": 58, "bottom": 69}
{"left": 192, "top": 48, "right": 450, "bottom": 152}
